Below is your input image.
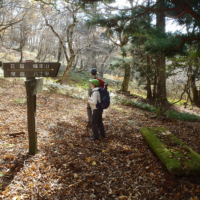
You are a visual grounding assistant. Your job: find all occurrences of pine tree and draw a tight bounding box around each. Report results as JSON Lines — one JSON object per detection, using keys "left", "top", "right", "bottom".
{"left": 86, "top": 0, "right": 155, "bottom": 91}
{"left": 82, "top": 0, "right": 200, "bottom": 107}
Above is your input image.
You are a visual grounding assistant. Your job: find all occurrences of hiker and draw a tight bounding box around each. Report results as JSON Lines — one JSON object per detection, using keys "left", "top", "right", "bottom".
{"left": 87, "top": 68, "right": 104, "bottom": 126}
{"left": 88, "top": 79, "right": 106, "bottom": 141}
{"left": 87, "top": 68, "right": 97, "bottom": 126}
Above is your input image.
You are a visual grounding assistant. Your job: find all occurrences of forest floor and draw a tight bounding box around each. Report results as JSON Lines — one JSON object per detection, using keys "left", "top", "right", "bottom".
{"left": 0, "top": 78, "right": 200, "bottom": 200}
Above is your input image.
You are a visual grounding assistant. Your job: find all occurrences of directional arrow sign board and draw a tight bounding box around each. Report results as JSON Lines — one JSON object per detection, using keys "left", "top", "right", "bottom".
{"left": 25, "top": 78, "right": 43, "bottom": 96}
{"left": 3, "top": 62, "right": 60, "bottom": 77}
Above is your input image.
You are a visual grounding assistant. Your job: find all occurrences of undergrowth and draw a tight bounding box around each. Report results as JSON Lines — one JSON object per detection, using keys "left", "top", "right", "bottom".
{"left": 14, "top": 98, "right": 27, "bottom": 105}
{"left": 166, "top": 110, "right": 200, "bottom": 122}
{"left": 43, "top": 80, "right": 88, "bottom": 100}
{"left": 115, "top": 97, "right": 200, "bottom": 122}
{"left": 1, "top": 67, "right": 199, "bottom": 122}
{"left": 67, "top": 71, "right": 91, "bottom": 90}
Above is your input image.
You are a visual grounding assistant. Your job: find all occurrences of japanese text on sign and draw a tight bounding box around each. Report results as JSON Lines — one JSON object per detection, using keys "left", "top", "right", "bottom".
{"left": 3, "top": 62, "right": 60, "bottom": 78}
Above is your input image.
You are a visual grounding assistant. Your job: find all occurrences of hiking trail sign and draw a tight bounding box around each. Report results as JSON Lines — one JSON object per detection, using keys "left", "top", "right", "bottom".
{"left": 3, "top": 62, "right": 61, "bottom": 155}
{"left": 3, "top": 62, "right": 60, "bottom": 77}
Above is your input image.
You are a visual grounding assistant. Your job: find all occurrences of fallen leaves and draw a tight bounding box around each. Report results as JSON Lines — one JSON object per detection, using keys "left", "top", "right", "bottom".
{"left": 74, "top": 174, "right": 78, "bottom": 178}
{"left": 92, "top": 161, "right": 96, "bottom": 165}
{"left": 0, "top": 78, "right": 200, "bottom": 199}
{"left": 0, "top": 172, "right": 5, "bottom": 177}
{"left": 174, "top": 192, "right": 181, "bottom": 199}
{"left": 45, "top": 184, "right": 51, "bottom": 189}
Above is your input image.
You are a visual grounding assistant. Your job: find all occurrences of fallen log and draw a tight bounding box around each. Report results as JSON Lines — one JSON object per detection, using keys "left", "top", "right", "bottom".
{"left": 140, "top": 127, "right": 200, "bottom": 176}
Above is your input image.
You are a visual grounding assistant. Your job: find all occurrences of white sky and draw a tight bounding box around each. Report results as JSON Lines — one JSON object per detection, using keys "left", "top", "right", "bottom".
{"left": 109, "top": 0, "right": 186, "bottom": 33}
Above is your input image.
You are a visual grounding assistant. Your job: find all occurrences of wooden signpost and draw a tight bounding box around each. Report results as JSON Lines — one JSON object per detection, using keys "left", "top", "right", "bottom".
{"left": 3, "top": 62, "right": 60, "bottom": 78}
{"left": 25, "top": 78, "right": 43, "bottom": 96}
{"left": 3, "top": 62, "right": 61, "bottom": 155}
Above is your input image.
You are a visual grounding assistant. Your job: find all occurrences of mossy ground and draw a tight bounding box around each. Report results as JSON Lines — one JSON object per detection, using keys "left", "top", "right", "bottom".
{"left": 141, "top": 127, "right": 200, "bottom": 176}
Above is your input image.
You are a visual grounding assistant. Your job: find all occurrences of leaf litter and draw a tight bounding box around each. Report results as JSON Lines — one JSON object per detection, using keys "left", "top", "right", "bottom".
{"left": 0, "top": 78, "right": 200, "bottom": 199}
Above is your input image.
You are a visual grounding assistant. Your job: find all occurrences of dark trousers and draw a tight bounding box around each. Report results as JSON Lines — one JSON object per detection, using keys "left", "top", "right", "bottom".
{"left": 87, "top": 103, "right": 92, "bottom": 124}
{"left": 92, "top": 109, "right": 105, "bottom": 140}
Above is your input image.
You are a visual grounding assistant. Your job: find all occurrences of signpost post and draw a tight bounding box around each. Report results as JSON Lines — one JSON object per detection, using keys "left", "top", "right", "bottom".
{"left": 3, "top": 62, "right": 60, "bottom": 155}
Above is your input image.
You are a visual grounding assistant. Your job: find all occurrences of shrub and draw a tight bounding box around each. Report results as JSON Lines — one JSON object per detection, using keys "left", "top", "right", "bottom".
{"left": 115, "top": 96, "right": 200, "bottom": 122}
{"left": 166, "top": 110, "right": 200, "bottom": 122}
{"left": 45, "top": 81, "right": 88, "bottom": 100}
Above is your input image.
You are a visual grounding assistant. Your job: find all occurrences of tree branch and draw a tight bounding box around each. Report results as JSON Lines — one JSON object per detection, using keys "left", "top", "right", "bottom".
{"left": 41, "top": 8, "right": 70, "bottom": 62}
{"left": 104, "top": 1, "right": 200, "bottom": 22}
{"left": 0, "top": 19, "right": 23, "bottom": 32}
{"left": 75, "top": 68, "right": 87, "bottom": 73}
{"left": 164, "top": 11, "right": 186, "bottom": 19}
{"left": 0, "top": 5, "right": 31, "bottom": 32}
{"left": 174, "top": 36, "right": 200, "bottom": 49}
{"left": 103, "top": 0, "right": 161, "bottom": 12}
{"left": 108, "top": 36, "right": 120, "bottom": 47}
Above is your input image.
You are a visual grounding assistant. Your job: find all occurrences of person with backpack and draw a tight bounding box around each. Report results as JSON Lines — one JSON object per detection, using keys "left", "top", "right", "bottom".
{"left": 87, "top": 68, "right": 104, "bottom": 126}
{"left": 88, "top": 79, "right": 106, "bottom": 141}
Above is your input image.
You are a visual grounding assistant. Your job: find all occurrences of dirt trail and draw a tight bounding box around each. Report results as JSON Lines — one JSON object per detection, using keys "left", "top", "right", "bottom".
{"left": 0, "top": 79, "right": 200, "bottom": 199}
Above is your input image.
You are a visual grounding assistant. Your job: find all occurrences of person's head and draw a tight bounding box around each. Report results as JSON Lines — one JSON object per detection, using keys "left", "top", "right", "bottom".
{"left": 89, "top": 79, "right": 99, "bottom": 89}
{"left": 91, "top": 68, "right": 97, "bottom": 77}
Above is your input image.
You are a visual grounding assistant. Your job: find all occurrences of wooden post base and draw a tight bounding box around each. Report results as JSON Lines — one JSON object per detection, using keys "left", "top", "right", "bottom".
{"left": 26, "top": 77, "right": 37, "bottom": 155}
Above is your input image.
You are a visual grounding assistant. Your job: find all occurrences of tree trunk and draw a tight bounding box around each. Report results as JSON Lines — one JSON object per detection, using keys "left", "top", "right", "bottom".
{"left": 80, "top": 59, "right": 83, "bottom": 70}
{"left": 120, "top": 64, "right": 130, "bottom": 92}
{"left": 147, "top": 55, "right": 152, "bottom": 99}
{"left": 99, "top": 69, "right": 104, "bottom": 77}
{"left": 57, "top": 42, "right": 62, "bottom": 62}
{"left": 156, "top": 55, "right": 166, "bottom": 116}
{"left": 147, "top": 0, "right": 152, "bottom": 99}
{"left": 19, "top": 45, "right": 23, "bottom": 62}
{"left": 43, "top": 13, "right": 77, "bottom": 83}
{"left": 190, "top": 74, "right": 198, "bottom": 104}
{"left": 155, "top": 0, "right": 166, "bottom": 117}
{"left": 157, "top": 55, "right": 166, "bottom": 100}
{"left": 60, "top": 57, "right": 75, "bottom": 84}
{"left": 99, "top": 45, "right": 115, "bottom": 77}
{"left": 36, "top": 37, "right": 43, "bottom": 61}
{"left": 156, "top": 0, "right": 166, "bottom": 101}
{"left": 153, "top": 68, "right": 157, "bottom": 99}
{"left": 197, "top": 87, "right": 200, "bottom": 106}
{"left": 72, "top": 55, "right": 79, "bottom": 71}
{"left": 19, "top": 27, "right": 23, "bottom": 62}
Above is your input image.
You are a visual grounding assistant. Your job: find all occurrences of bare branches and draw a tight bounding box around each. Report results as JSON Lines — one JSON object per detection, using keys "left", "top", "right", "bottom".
{"left": 34, "top": 0, "right": 55, "bottom": 6}
{"left": 0, "top": 2, "right": 32, "bottom": 33}
{"left": 0, "top": 19, "right": 23, "bottom": 32}
{"left": 41, "top": 7, "right": 70, "bottom": 62}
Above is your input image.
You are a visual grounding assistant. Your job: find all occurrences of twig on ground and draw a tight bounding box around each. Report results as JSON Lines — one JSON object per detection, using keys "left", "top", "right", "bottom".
{"left": 9, "top": 132, "right": 26, "bottom": 137}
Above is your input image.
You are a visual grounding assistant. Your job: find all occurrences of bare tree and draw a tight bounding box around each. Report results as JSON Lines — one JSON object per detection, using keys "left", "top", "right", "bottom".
{"left": 0, "top": 0, "right": 31, "bottom": 33}
{"left": 41, "top": 2, "right": 92, "bottom": 84}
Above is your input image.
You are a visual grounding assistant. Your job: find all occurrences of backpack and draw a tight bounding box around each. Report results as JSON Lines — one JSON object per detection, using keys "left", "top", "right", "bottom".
{"left": 94, "top": 77, "right": 104, "bottom": 88}
{"left": 96, "top": 84, "right": 110, "bottom": 109}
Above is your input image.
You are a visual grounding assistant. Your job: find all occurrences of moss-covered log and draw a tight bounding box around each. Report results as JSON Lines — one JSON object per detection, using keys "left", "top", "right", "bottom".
{"left": 140, "top": 127, "right": 200, "bottom": 176}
